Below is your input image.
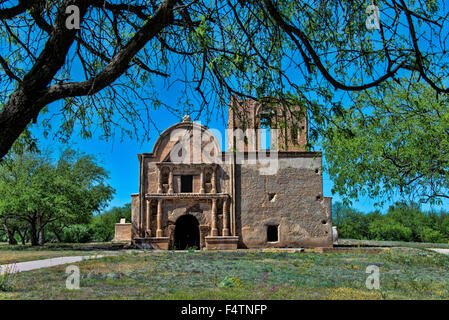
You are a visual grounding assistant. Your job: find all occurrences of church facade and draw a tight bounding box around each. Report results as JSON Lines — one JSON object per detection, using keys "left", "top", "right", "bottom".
{"left": 115, "top": 98, "right": 333, "bottom": 249}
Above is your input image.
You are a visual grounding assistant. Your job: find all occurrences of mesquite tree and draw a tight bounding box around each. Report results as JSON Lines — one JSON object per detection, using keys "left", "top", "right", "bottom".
{"left": 0, "top": 0, "right": 448, "bottom": 159}
{"left": 323, "top": 81, "right": 449, "bottom": 205}
{"left": 0, "top": 148, "right": 114, "bottom": 245}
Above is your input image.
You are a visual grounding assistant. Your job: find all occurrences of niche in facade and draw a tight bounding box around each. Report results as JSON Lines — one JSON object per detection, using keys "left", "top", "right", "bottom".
{"left": 181, "top": 175, "right": 193, "bottom": 193}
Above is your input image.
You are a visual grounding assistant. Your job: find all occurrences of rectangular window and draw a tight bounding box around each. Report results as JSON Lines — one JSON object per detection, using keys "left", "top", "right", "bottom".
{"left": 181, "top": 175, "right": 193, "bottom": 193}
{"left": 267, "top": 225, "right": 279, "bottom": 242}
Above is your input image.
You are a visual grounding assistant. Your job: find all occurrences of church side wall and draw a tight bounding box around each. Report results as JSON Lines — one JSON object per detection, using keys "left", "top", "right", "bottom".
{"left": 237, "top": 156, "right": 333, "bottom": 248}
{"left": 131, "top": 194, "right": 140, "bottom": 240}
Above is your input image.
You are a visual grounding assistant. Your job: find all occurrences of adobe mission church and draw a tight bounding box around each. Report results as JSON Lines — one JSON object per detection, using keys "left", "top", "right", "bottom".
{"left": 114, "top": 98, "right": 333, "bottom": 249}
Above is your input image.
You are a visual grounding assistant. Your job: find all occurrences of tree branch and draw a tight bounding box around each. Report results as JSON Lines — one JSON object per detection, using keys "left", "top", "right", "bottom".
{"left": 41, "top": 0, "right": 177, "bottom": 103}
{"left": 0, "top": 55, "right": 21, "bottom": 82}
{"left": 0, "top": 0, "right": 34, "bottom": 20}
{"left": 262, "top": 0, "right": 405, "bottom": 91}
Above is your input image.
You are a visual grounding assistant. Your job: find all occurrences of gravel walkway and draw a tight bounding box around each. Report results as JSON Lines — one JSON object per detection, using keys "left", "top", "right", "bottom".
{"left": 0, "top": 249, "right": 144, "bottom": 275}
{"left": 0, "top": 255, "right": 108, "bottom": 275}
{"left": 428, "top": 248, "right": 449, "bottom": 255}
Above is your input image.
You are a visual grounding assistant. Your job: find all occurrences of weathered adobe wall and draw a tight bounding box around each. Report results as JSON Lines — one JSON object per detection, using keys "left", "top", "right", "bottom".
{"left": 228, "top": 98, "right": 308, "bottom": 152}
{"left": 237, "top": 156, "right": 333, "bottom": 248}
{"left": 161, "top": 199, "right": 212, "bottom": 232}
{"left": 113, "top": 224, "right": 132, "bottom": 242}
{"left": 141, "top": 198, "right": 226, "bottom": 249}
{"left": 131, "top": 194, "right": 140, "bottom": 239}
{"left": 132, "top": 138, "right": 231, "bottom": 241}
{"left": 217, "top": 164, "right": 231, "bottom": 194}
{"left": 142, "top": 142, "right": 231, "bottom": 195}
{"left": 146, "top": 160, "right": 159, "bottom": 193}
{"left": 144, "top": 161, "right": 231, "bottom": 194}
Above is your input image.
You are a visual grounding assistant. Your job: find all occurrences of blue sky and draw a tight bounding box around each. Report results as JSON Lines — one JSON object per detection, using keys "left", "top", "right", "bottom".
{"left": 30, "top": 94, "right": 449, "bottom": 215}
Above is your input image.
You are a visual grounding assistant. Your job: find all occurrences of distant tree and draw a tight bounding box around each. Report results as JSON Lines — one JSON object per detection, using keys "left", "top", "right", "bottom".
{"left": 91, "top": 204, "right": 131, "bottom": 242}
{"left": 0, "top": 149, "right": 39, "bottom": 244}
{"left": 333, "top": 201, "right": 449, "bottom": 243}
{"left": 367, "top": 215, "right": 413, "bottom": 242}
{"left": 332, "top": 202, "right": 371, "bottom": 239}
{"left": 1, "top": 216, "right": 18, "bottom": 245}
{"left": 0, "top": 148, "right": 114, "bottom": 245}
{"left": 323, "top": 81, "right": 449, "bottom": 206}
{"left": 385, "top": 202, "right": 447, "bottom": 243}
{"left": 47, "top": 149, "right": 115, "bottom": 242}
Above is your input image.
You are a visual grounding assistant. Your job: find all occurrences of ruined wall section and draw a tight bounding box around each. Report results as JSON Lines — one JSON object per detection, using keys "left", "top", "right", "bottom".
{"left": 131, "top": 194, "right": 140, "bottom": 239}
{"left": 237, "top": 154, "right": 333, "bottom": 248}
{"left": 228, "top": 97, "right": 308, "bottom": 151}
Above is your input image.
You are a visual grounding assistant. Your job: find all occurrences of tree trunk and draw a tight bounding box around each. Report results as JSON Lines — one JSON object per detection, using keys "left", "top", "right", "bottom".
{"left": 37, "top": 214, "right": 45, "bottom": 246}
{"left": 29, "top": 214, "right": 39, "bottom": 246}
{"left": 17, "top": 228, "right": 27, "bottom": 245}
{"left": 52, "top": 227, "right": 63, "bottom": 242}
{"left": 1, "top": 218, "right": 17, "bottom": 245}
{"left": 38, "top": 227, "right": 45, "bottom": 246}
{"left": 7, "top": 232, "right": 17, "bottom": 245}
{"left": 0, "top": 0, "right": 176, "bottom": 159}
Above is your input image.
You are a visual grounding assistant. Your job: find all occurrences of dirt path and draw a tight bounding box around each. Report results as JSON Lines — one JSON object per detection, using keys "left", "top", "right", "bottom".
{"left": 0, "top": 250, "right": 140, "bottom": 275}
{"left": 428, "top": 248, "right": 449, "bottom": 255}
{"left": 0, "top": 255, "right": 107, "bottom": 275}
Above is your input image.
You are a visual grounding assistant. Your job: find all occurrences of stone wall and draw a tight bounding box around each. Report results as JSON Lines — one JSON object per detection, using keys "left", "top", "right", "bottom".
{"left": 236, "top": 154, "right": 333, "bottom": 248}
{"left": 131, "top": 194, "right": 140, "bottom": 238}
{"left": 113, "top": 223, "right": 132, "bottom": 242}
{"left": 228, "top": 97, "right": 308, "bottom": 151}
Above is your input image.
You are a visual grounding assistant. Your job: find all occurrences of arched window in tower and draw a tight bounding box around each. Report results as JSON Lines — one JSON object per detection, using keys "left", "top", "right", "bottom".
{"left": 260, "top": 110, "right": 273, "bottom": 150}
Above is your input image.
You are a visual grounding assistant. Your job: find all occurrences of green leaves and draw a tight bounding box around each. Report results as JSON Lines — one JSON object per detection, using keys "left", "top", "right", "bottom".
{"left": 0, "top": 148, "right": 115, "bottom": 245}
{"left": 333, "top": 201, "right": 449, "bottom": 243}
{"left": 91, "top": 204, "right": 131, "bottom": 242}
{"left": 323, "top": 80, "right": 449, "bottom": 205}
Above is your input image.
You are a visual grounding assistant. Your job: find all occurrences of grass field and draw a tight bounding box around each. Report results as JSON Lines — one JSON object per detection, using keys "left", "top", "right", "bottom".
{"left": 1, "top": 246, "right": 449, "bottom": 300}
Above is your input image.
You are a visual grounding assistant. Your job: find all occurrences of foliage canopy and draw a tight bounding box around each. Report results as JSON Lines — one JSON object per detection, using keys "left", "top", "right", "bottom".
{"left": 0, "top": 0, "right": 449, "bottom": 158}
{"left": 323, "top": 81, "right": 449, "bottom": 205}
{"left": 0, "top": 148, "right": 114, "bottom": 245}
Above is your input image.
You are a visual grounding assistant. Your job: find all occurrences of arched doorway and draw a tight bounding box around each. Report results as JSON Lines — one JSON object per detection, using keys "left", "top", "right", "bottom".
{"left": 174, "top": 214, "right": 200, "bottom": 250}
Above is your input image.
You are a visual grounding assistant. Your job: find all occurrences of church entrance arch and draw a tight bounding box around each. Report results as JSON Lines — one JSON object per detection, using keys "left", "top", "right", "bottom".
{"left": 174, "top": 214, "right": 200, "bottom": 250}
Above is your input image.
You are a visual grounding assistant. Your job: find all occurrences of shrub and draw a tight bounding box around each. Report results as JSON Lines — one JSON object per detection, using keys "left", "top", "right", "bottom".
{"left": 368, "top": 218, "right": 413, "bottom": 241}
{"left": 333, "top": 201, "right": 449, "bottom": 243}
{"left": 0, "top": 264, "right": 17, "bottom": 292}
{"left": 332, "top": 203, "right": 370, "bottom": 239}
{"left": 62, "top": 224, "right": 94, "bottom": 243}
{"left": 91, "top": 204, "right": 131, "bottom": 242}
{"left": 417, "top": 227, "right": 446, "bottom": 243}
{"left": 218, "top": 275, "right": 242, "bottom": 288}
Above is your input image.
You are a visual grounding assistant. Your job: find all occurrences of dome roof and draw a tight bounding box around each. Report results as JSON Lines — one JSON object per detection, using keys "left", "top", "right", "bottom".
{"left": 151, "top": 120, "right": 221, "bottom": 163}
